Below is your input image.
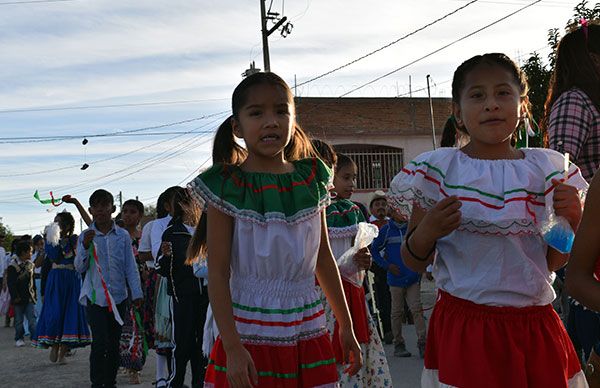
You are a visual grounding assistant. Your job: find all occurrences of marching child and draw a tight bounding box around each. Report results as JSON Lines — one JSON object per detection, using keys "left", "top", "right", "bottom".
{"left": 118, "top": 199, "right": 146, "bottom": 384}
{"left": 7, "top": 240, "right": 36, "bottom": 347}
{"left": 74, "top": 189, "right": 143, "bottom": 388}
{"left": 157, "top": 187, "right": 208, "bottom": 388}
{"left": 389, "top": 53, "right": 588, "bottom": 387}
{"left": 187, "top": 72, "right": 361, "bottom": 387}
{"left": 320, "top": 151, "right": 393, "bottom": 387}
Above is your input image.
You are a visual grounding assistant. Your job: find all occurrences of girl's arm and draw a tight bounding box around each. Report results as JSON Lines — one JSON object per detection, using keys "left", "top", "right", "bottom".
{"left": 547, "top": 180, "right": 584, "bottom": 271}
{"left": 315, "top": 211, "right": 362, "bottom": 376}
{"left": 207, "top": 205, "right": 257, "bottom": 388}
{"left": 62, "top": 195, "right": 92, "bottom": 226}
{"left": 565, "top": 174, "right": 600, "bottom": 309}
{"left": 401, "top": 196, "right": 461, "bottom": 273}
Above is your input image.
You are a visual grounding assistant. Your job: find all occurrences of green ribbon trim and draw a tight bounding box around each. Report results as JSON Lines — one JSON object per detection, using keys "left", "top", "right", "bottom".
{"left": 209, "top": 357, "right": 335, "bottom": 378}
{"left": 232, "top": 299, "right": 322, "bottom": 315}
{"left": 87, "top": 243, "right": 96, "bottom": 305}
{"left": 133, "top": 308, "right": 148, "bottom": 357}
{"left": 407, "top": 160, "right": 559, "bottom": 201}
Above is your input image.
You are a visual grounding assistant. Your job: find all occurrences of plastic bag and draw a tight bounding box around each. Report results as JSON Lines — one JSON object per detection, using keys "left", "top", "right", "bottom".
{"left": 539, "top": 210, "right": 575, "bottom": 254}
{"left": 337, "top": 222, "right": 379, "bottom": 287}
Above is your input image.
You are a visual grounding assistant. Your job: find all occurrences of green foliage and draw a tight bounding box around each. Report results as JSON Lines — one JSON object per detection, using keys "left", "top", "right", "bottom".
{"left": 0, "top": 221, "right": 14, "bottom": 251}
{"left": 566, "top": 1, "right": 600, "bottom": 29}
{"left": 547, "top": 28, "right": 560, "bottom": 69}
{"left": 144, "top": 204, "right": 157, "bottom": 219}
{"left": 520, "top": 52, "right": 551, "bottom": 147}
{"left": 520, "top": 0, "right": 598, "bottom": 146}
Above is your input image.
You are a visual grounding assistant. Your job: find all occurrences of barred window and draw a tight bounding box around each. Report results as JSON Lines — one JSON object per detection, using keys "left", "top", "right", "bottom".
{"left": 333, "top": 144, "right": 404, "bottom": 190}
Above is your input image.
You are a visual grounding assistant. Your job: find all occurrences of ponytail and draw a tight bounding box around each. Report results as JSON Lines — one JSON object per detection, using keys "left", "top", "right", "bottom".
{"left": 212, "top": 116, "right": 248, "bottom": 165}
{"left": 284, "top": 123, "right": 317, "bottom": 161}
{"left": 186, "top": 212, "right": 207, "bottom": 265}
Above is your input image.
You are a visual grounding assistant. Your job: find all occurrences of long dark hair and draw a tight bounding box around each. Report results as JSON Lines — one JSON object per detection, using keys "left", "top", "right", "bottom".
{"left": 212, "top": 72, "right": 315, "bottom": 165}
{"left": 171, "top": 187, "right": 200, "bottom": 227}
{"left": 452, "top": 53, "right": 531, "bottom": 136}
{"left": 311, "top": 138, "right": 337, "bottom": 168}
{"left": 55, "top": 212, "right": 75, "bottom": 236}
{"left": 543, "top": 24, "right": 600, "bottom": 143}
{"left": 186, "top": 212, "right": 207, "bottom": 265}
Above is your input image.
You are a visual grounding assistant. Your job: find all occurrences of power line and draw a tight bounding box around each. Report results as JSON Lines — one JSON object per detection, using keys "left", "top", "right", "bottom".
{"left": 296, "top": 0, "right": 479, "bottom": 88}
{"left": 0, "top": 0, "right": 75, "bottom": 5}
{"left": 0, "top": 97, "right": 230, "bottom": 114}
{"left": 0, "top": 123, "right": 221, "bottom": 178}
{"left": 340, "top": 0, "right": 542, "bottom": 97}
{"left": 175, "top": 155, "right": 212, "bottom": 186}
{"left": 0, "top": 113, "right": 226, "bottom": 201}
{"left": 0, "top": 110, "right": 229, "bottom": 144}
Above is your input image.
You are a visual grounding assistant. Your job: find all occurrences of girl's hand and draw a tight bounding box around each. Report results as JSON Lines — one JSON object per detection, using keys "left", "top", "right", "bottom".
{"left": 339, "top": 327, "right": 363, "bottom": 376}
{"left": 418, "top": 196, "right": 462, "bottom": 240}
{"left": 225, "top": 345, "right": 258, "bottom": 388}
{"left": 160, "top": 242, "right": 172, "bottom": 257}
{"left": 352, "top": 247, "right": 372, "bottom": 270}
{"left": 61, "top": 194, "right": 76, "bottom": 204}
{"left": 552, "top": 179, "right": 583, "bottom": 230}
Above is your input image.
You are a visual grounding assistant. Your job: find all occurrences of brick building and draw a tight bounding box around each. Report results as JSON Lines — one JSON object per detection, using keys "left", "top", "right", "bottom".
{"left": 295, "top": 96, "right": 452, "bottom": 203}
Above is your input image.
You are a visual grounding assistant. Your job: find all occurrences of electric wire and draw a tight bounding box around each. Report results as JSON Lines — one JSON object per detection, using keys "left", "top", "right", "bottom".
{"left": 340, "top": 0, "right": 542, "bottom": 97}
{"left": 295, "top": 0, "right": 480, "bottom": 88}
{"left": 0, "top": 110, "right": 229, "bottom": 144}
{"left": 0, "top": 97, "right": 229, "bottom": 115}
{"left": 0, "top": 112, "right": 227, "bottom": 201}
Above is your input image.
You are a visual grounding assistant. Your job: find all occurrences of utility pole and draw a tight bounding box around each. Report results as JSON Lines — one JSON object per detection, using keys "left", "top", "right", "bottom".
{"left": 409, "top": 75, "right": 412, "bottom": 97}
{"left": 259, "top": 0, "right": 292, "bottom": 72}
{"left": 260, "top": 0, "right": 271, "bottom": 72}
{"left": 427, "top": 75, "right": 437, "bottom": 150}
{"left": 118, "top": 191, "right": 123, "bottom": 213}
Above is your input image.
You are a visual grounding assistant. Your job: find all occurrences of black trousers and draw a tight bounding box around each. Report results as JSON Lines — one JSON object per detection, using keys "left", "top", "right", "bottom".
{"left": 169, "top": 288, "right": 209, "bottom": 388}
{"left": 373, "top": 274, "right": 392, "bottom": 335}
{"left": 87, "top": 300, "right": 127, "bottom": 388}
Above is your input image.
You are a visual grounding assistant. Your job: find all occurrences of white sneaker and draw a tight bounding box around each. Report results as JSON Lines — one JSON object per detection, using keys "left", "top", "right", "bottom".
{"left": 15, "top": 339, "right": 25, "bottom": 347}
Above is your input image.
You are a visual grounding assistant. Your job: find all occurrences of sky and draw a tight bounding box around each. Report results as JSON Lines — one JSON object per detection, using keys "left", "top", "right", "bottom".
{"left": 0, "top": 0, "right": 579, "bottom": 236}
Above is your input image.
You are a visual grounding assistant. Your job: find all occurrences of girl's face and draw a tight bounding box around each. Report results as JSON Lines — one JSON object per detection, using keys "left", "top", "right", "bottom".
{"left": 232, "top": 84, "right": 294, "bottom": 162}
{"left": 454, "top": 64, "right": 524, "bottom": 148}
{"left": 333, "top": 163, "right": 357, "bottom": 199}
{"left": 54, "top": 215, "right": 69, "bottom": 233}
{"left": 121, "top": 205, "right": 142, "bottom": 228}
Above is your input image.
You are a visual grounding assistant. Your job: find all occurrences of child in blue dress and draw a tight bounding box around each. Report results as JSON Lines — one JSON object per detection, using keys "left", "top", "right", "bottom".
{"left": 34, "top": 211, "right": 91, "bottom": 363}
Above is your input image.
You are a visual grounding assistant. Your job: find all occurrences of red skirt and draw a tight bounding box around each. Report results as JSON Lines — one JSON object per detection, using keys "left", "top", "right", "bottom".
{"left": 332, "top": 278, "right": 370, "bottom": 364}
{"left": 423, "top": 290, "right": 585, "bottom": 388}
{"left": 204, "top": 332, "right": 338, "bottom": 387}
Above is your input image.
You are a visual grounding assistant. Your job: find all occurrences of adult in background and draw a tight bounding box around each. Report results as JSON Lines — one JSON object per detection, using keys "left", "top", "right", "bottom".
{"left": 368, "top": 191, "right": 393, "bottom": 344}
{"left": 544, "top": 22, "right": 600, "bottom": 367}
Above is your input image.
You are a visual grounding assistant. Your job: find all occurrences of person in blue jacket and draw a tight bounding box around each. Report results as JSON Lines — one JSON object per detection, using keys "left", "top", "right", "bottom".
{"left": 370, "top": 208, "right": 427, "bottom": 358}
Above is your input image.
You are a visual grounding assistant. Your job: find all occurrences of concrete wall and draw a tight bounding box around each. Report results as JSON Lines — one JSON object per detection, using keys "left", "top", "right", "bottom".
{"left": 320, "top": 134, "right": 441, "bottom": 207}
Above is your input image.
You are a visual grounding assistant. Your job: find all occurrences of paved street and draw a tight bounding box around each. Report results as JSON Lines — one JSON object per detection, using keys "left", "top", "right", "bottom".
{"left": 0, "top": 280, "right": 435, "bottom": 387}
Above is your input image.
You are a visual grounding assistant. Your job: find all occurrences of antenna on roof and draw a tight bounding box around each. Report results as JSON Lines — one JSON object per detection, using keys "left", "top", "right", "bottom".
{"left": 427, "top": 75, "right": 437, "bottom": 150}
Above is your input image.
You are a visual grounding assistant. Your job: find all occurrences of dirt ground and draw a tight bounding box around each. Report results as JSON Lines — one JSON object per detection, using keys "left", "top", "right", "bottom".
{"left": 0, "top": 320, "right": 159, "bottom": 388}
{"left": 0, "top": 279, "right": 437, "bottom": 387}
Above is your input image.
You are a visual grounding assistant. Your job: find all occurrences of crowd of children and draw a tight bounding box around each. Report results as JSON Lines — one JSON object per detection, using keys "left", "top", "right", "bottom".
{"left": 1, "top": 20, "right": 599, "bottom": 388}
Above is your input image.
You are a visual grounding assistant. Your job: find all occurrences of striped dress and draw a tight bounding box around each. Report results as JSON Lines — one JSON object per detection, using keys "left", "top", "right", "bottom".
{"left": 388, "top": 147, "right": 588, "bottom": 388}
{"left": 189, "top": 158, "right": 339, "bottom": 388}
{"left": 324, "top": 199, "right": 392, "bottom": 387}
